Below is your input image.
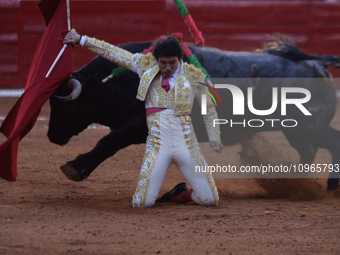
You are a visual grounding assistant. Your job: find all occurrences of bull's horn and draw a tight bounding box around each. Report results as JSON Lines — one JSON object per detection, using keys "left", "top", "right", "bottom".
{"left": 55, "top": 78, "right": 82, "bottom": 101}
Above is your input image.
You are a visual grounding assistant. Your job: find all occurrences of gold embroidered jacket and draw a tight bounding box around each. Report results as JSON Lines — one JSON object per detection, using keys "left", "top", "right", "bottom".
{"left": 82, "top": 36, "right": 220, "bottom": 141}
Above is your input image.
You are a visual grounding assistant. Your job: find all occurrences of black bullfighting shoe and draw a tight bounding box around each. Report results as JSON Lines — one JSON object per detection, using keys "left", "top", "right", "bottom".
{"left": 157, "top": 182, "right": 188, "bottom": 202}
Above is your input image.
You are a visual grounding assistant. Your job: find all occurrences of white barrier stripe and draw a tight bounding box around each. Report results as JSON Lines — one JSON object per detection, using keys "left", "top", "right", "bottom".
{"left": 0, "top": 115, "right": 109, "bottom": 129}
{"left": 87, "top": 124, "right": 109, "bottom": 130}
{"left": 0, "top": 116, "right": 48, "bottom": 121}
{"left": 0, "top": 89, "right": 25, "bottom": 97}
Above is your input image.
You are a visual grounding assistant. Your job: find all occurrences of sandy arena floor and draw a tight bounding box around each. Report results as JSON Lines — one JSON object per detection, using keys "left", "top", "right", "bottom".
{"left": 0, "top": 97, "right": 340, "bottom": 255}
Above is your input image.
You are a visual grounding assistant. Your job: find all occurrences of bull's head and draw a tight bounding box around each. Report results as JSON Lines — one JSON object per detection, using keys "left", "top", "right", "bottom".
{"left": 48, "top": 77, "right": 95, "bottom": 145}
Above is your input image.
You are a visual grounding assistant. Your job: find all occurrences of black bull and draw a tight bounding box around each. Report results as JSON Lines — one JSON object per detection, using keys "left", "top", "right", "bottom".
{"left": 48, "top": 40, "right": 340, "bottom": 191}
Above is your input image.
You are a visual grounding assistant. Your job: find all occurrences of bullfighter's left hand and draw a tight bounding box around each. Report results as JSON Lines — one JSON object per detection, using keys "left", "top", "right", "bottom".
{"left": 210, "top": 140, "right": 224, "bottom": 153}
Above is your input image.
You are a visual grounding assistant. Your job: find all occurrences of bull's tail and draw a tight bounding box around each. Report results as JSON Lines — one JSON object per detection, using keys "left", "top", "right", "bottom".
{"left": 262, "top": 34, "right": 340, "bottom": 69}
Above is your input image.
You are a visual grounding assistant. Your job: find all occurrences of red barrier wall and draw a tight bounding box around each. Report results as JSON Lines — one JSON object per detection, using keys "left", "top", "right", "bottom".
{"left": 1, "top": 0, "right": 340, "bottom": 89}
{"left": 0, "top": 1, "right": 20, "bottom": 89}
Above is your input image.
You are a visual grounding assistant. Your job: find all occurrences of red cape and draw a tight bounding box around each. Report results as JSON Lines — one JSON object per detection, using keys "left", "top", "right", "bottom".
{"left": 0, "top": 0, "right": 73, "bottom": 181}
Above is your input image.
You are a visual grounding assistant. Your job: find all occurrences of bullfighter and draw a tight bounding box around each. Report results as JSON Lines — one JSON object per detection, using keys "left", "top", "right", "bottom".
{"left": 64, "top": 29, "right": 224, "bottom": 207}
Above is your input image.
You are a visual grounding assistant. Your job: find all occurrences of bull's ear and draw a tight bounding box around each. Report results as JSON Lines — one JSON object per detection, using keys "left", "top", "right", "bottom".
{"left": 81, "top": 78, "right": 98, "bottom": 91}
{"left": 75, "top": 77, "right": 100, "bottom": 97}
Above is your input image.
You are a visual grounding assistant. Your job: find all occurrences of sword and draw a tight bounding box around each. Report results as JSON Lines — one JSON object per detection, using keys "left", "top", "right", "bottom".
{"left": 46, "top": 0, "right": 71, "bottom": 78}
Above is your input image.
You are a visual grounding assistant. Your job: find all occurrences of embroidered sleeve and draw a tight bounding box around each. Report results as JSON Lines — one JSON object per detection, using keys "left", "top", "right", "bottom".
{"left": 185, "top": 63, "right": 206, "bottom": 85}
{"left": 83, "top": 36, "right": 138, "bottom": 73}
{"left": 195, "top": 83, "right": 221, "bottom": 142}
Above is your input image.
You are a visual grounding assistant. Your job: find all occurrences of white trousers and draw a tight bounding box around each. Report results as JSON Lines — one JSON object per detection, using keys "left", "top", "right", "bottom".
{"left": 132, "top": 109, "right": 219, "bottom": 207}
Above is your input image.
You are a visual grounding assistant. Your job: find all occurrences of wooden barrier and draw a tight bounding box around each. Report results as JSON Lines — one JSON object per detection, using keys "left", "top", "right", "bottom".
{"left": 0, "top": 1, "right": 20, "bottom": 89}
{"left": 1, "top": 0, "right": 340, "bottom": 89}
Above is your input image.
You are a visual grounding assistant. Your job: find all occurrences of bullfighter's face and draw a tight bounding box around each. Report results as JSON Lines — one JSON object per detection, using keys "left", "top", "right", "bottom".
{"left": 157, "top": 56, "right": 181, "bottom": 78}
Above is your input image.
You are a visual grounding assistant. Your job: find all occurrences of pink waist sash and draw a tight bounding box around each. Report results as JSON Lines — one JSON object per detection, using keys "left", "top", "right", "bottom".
{"left": 146, "top": 107, "right": 166, "bottom": 116}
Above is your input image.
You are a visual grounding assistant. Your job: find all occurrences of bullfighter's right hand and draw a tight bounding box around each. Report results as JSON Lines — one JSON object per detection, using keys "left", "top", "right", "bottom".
{"left": 210, "top": 140, "right": 224, "bottom": 153}
{"left": 63, "top": 29, "right": 81, "bottom": 45}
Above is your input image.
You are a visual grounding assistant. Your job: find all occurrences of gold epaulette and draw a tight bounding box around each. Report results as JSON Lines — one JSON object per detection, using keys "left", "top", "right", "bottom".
{"left": 185, "top": 63, "right": 206, "bottom": 85}
{"left": 138, "top": 53, "right": 157, "bottom": 72}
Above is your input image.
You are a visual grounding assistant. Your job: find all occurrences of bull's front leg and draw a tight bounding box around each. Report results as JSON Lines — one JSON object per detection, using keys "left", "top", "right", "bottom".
{"left": 61, "top": 116, "right": 148, "bottom": 181}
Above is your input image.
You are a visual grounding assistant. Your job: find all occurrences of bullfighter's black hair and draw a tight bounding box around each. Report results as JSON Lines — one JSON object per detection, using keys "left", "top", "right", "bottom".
{"left": 153, "top": 36, "right": 183, "bottom": 60}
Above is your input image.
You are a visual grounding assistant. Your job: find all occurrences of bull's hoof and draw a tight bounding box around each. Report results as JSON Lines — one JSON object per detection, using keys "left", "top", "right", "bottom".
{"left": 327, "top": 179, "right": 340, "bottom": 198}
{"left": 327, "top": 186, "right": 340, "bottom": 198}
{"left": 60, "top": 164, "right": 88, "bottom": 182}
